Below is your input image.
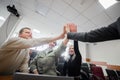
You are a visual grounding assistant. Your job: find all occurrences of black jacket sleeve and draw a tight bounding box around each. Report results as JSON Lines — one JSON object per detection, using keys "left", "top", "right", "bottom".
{"left": 67, "top": 17, "right": 120, "bottom": 42}
{"left": 74, "top": 41, "right": 81, "bottom": 58}
{"left": 74, "top": 40, "right": 82, "bottom": 67}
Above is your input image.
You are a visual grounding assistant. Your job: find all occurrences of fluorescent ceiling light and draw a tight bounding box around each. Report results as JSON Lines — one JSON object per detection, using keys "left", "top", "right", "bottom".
{"left": 36, "top": 4, "right": 49, "bottom": 16}
{"left": 33, "top": 29, "right": 40, "bottom": 33}
{"left": 99, "top": 0, "right": 117, "bottom": 9}
{"left": 0, "top": 16, "right": 5, "bottom": 21}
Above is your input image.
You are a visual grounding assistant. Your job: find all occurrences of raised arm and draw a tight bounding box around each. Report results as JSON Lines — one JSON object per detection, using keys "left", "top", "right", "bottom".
{"left": 74, "top": 41, "right": 80, "bottom": 56}
{"left": 67, "top": 18, "right": 120, "bottom": 42}
{"left": 74, "top": 40, "right": 82, "bottom": 63}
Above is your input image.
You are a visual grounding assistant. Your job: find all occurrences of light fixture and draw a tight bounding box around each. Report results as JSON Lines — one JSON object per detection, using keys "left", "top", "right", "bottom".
{"left": 33, "top": 29, "right": 40, "bottom": 33}
{"left": 35, "top": 0, "right": 51, "bottom": 16}
{"left": 99, "top": 0, "right": 117, "bottom": 9}
{"left": 0, "top": 16, "right": 5, "bottom": 21}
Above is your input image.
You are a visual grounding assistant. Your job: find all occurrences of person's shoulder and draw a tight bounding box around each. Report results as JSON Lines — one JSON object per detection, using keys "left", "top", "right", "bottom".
{"left": 8, "top": 37, "right": 21, "bottom": 42}
{"left": 9, "top": 37, "right": 28, "bottom": 41}
{"left": 9, "top": 37, "right": 20, "bottom": 40}
{"left": 58, "top": 42, "right": 66, "bottom": 48}
{"left": 37, "top": 51, "right": 45, "bottom": 57}
{"left": 6, "top": 37, "right": 28, "bottom": 44}
{"left": 1, "top": 37, "right": 21, "bottom": 47}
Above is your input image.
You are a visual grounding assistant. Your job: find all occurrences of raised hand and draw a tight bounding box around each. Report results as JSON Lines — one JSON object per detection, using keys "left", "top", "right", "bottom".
{"left": 68, "top": 23, "right": 77, "bottom": 32}
{"left": 64, "top": 24, "right": 70, "bottom": 33}
{"left": 64, "top": 23, "right": 77, "bottom": 33}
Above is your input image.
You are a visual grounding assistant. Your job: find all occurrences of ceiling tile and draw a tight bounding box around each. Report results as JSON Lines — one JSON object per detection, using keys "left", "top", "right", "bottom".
{"left": 70, "top": 14, "right": 88, "bottom": 25}
{"left": 35, "top": 0, "right": 53, "bottom": 16}
{"left": 62, "top": 5, "right": 79, "bottom": 20}
{"left": 63, "top": 0, "right": 73, "bottom": 4}
{"left": 83, "top": 1, "right": 104, "bottom": 19}
{"left": 36, "top": 0, "right": 53, "bottom": 7}
{"left": 51, "top": 0, "right": 69, "bottom": 15}
{"left": 79, "top": 21, "right": 96, "bottom": 32}
{"left": 46, "top": 10, "right": 68, "bottom": 25}
{"left": 105, "top": 2, "right": 120, "bottom": 20}
{"left": 71, "top": 0, "right": 96, "bottom": 13}
{"left": 91, "top": 12, "right": 111, "bottom": 26}
{"left": 19, "top": 0, "right": 36, "bottom": 11}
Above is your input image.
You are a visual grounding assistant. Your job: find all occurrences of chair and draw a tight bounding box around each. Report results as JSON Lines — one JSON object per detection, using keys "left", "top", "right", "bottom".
{"left": 89, "top": 63, "right": 96, "bottom": 67}
{"left": 56, "top": 56, "right": 65, "bottom": 76}
{"left": 105, "top": 69, "right": 119, "bottom": 80}
{"left": 81, "top": 66, "right": 90, "bottom": 78}
{"left": 81, "top": 63, "right": 89, "bottom": 67}
{"left": 91, "top": 66, "right": 105, "bottom": 80}
{"left": 81, "top": 63, "right": 91, "bottom": 72}
{"left": 116, "top": 70, "right": 120, "bottom": 76}
{"left": 116, "top": 70, "right": 120, "bottom": 80}
{"left": 56, "top": 63, "right": 64, "bottom": 76}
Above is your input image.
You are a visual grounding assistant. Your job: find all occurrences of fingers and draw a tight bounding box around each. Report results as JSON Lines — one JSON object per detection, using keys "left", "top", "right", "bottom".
{"left": 68, "top": 23, "right": 77, "bottom": 32}
{"left": 66, "top": 24, "right": 70, "bottom": 33}
{"left": 63, "top": 24, "right": 70, "bottom": 34}
{"left": 64, "top": 23, "right": 77, "bottom": 33}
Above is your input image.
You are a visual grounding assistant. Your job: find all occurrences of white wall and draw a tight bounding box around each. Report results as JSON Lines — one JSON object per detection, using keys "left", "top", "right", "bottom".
{"left": 88, "top": 40, "right": 120, "bottom": 65}
{"left": 78, "top": 40, "right": 120, "bottom": 76}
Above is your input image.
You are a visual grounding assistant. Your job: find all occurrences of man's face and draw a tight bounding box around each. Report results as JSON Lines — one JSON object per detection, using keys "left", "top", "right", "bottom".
{"left": 19, "top": 29, "right": 32, "bottom": 39}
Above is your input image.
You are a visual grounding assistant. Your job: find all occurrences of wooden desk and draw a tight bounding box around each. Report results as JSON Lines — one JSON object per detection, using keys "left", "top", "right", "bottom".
{"left": 0, "top": 75, "right": 13, "bottom": 80}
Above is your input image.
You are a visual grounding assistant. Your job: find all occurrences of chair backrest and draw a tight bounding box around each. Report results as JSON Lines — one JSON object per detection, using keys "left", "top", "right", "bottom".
{"left": 56, "top": 56, "right": 65, "bottom": 76}
{"left": 81, "top": 63, "right": 91, "bottom": 72}
{"left": 89, "top": 63, "right": 96, "bottom": 67}
{"left": 81, "top": 66, "right": 90, "bottom": 78}
{"left": 81, "top": 63, "right": 89, "bottom": 67}
{"left": 13, "top": 72, "right": 74, "bottom": 80}
{"left": 91, "top": 66, "right": 105, "bottom": 80}
{"left": 105, "top": 69, "right": 119, "bottom": 80}
{"left": 116, "top": 70, "right": 120, "bottom": 76}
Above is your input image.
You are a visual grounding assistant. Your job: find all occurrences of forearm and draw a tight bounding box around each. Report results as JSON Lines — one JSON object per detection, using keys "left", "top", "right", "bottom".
{"left": 63, "top": 36, "right": 69, "bottom": 45}
{"left": 5, "top": 37, "right": 53, "bottom": 49}
{"left": 74, "top": 41, "right": 82, "bottom": 64}
{"left": 5, "top": 34, "right": 64, "bottom": 49}
{"left": 49, "top": 32, "right": 65, "bottom": 42}
{"left": 54, "top": 42, "right": 66, "bottom": 58}
{"left": 74, "top": 41, "right": 80, "bottom": 56}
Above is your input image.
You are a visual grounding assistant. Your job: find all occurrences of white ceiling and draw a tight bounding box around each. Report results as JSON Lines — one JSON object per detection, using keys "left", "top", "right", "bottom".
{"left": 0, "top": 0, "right": 120, "bottom": 37}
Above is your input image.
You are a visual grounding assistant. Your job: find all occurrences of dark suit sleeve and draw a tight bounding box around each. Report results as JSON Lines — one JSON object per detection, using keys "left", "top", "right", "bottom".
{"left": 67, "top": 17, "right": 120, "bottom": 42}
